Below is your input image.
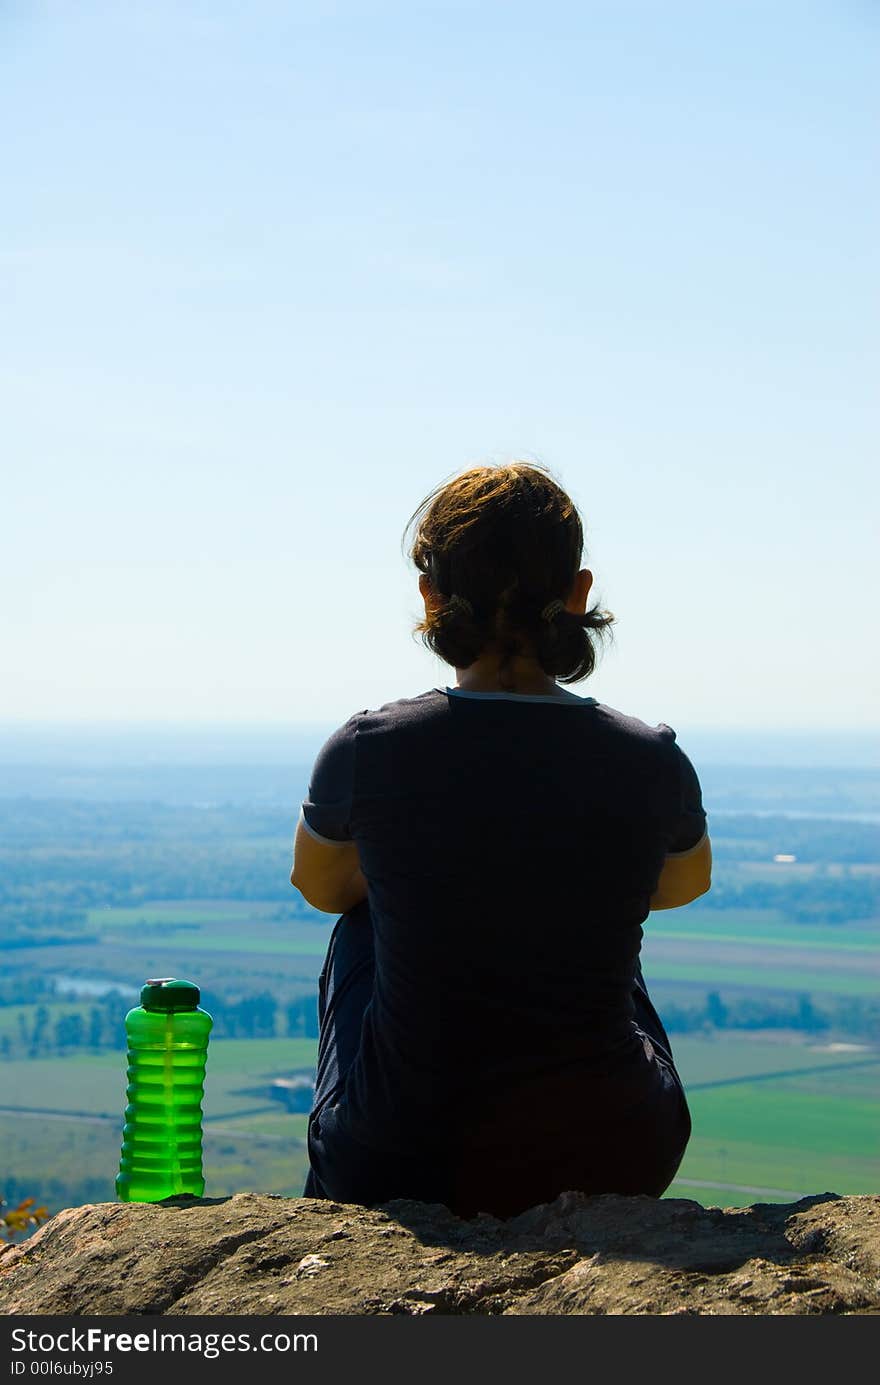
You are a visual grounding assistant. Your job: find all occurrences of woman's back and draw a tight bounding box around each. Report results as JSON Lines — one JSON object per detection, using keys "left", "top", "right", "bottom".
{"left": 300, "top": 685, "right": 707, "bottom": 1162}
{"left": 297, "top": 459, "right": 708, "bottom": 1217}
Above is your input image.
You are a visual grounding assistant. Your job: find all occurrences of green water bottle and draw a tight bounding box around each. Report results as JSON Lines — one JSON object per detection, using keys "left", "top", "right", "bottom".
{"left": 116, "top": 978, "right": 213, "bottom": 1203}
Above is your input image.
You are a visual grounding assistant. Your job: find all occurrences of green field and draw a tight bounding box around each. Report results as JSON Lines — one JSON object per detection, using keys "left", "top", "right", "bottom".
{"left": 2, "top": 1031, "right": 877, "bottom": 1221}
{"left": 83, "top": 904, "right": 331, "bottom": 959}
{"left": 643, "top": 904, "right": 879, "bottom": 998}
{"left": 0, "top": 1039, "right": 318, "bottom": 1216}
{"left": 3, "top": 780, "right": 878, "bottom": 1239}
{"left": 670, "top": 1033, "right": 878, "bottom": 1084}
{"left": 669, "top": 1082, "right": 879, "bottom": 1205}
{"left": 0, "top": 1038, "right": 317, "bottom": 1118}
{"left": 0, "top": 1114, "right": 311, "bottom": 1213}
{"left": 4, "top": 844, "right": 879, "bottom": 1223}
{"left": 653, "top": 925, "right": 879, "bottom": 953}
{"left": 4, "top": 895, "right": 879, "bottom": 1222}
{"left": 85, "top": 907, "right": 255, "bottom": 927}
{"left": 650, "top": 904, "right": 878, "bottom": 945}
{"left": 644, "top": 961, "right": 873, "bottom": 996}
{"left": 670, "top": 1036, "right": 879, "bottom": 1203}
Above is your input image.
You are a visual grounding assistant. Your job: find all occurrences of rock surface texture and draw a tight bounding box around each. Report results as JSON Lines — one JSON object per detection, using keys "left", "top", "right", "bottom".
{"left": 1, "top": 1191, "right": 878, "bottom": 1315}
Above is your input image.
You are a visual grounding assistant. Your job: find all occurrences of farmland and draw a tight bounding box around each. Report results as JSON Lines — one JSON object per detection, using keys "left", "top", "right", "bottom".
{"left": 1, "top": 762, "right": 878, "bottom": 1226}
{"left": 2, "top": 1029, "right": 876, "bottom": 1219}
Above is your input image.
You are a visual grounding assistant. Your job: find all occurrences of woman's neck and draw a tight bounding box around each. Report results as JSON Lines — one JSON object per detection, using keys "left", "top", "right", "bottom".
{"left": 453, "top": 651, "right": 563, "bottom": 696}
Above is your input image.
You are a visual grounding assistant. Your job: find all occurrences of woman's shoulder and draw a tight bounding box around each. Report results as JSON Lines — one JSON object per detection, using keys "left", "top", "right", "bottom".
{"left": 593, "top": 701, "right": 679, "bottom": 743}
{"left": 590, "top": 707, "right": 702, "bottom": 793}
{"left": 326, "top": 689, "right": 445, "bottom": 738}
{"left": 356, "top": 688, "right": 443, "bottom": 719}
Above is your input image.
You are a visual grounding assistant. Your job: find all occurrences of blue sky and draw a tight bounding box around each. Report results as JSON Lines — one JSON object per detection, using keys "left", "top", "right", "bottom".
{"left": 3, "top": 1, "right": 877, "bottom": 734}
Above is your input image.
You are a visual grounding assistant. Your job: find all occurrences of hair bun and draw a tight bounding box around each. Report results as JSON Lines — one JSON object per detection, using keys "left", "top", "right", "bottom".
{"left": 540, "top": 598, "right": 566, "bottom": 622}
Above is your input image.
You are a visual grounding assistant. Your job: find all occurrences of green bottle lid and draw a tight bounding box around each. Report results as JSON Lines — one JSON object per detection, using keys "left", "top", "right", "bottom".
{"left": 140, "top": 978, "right": 201, "bottom": 1011}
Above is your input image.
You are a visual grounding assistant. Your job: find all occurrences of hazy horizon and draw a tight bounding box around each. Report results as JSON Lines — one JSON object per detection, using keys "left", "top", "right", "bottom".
{"left": 2, "top": 718, "right": 879, "bottom": 771}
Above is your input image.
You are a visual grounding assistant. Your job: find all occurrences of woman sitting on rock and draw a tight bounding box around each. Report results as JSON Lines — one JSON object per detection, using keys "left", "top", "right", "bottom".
{"left": 292, "top": 460, "right": 711, "bottom": 1220}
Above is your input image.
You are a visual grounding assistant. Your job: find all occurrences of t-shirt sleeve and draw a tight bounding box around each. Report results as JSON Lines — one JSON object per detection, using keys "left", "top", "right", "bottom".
{"left": 657, "top": 724, "right": 709, "bottom": 856}
{"left": 299, "top": 713, "right": 360, "bottom": 846}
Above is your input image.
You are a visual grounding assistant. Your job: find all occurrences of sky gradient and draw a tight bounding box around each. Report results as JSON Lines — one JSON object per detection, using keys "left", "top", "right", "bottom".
{"left": 3, "top": 1, "right": 877, "bottom": 734}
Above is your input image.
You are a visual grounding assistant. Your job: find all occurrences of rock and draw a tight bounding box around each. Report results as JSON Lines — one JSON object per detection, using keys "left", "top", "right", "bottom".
{"left": 0, "top": 1190, "right": 878, "bottom": 1315}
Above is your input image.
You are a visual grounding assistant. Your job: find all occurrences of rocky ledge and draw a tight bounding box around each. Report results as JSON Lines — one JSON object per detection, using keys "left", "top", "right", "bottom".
{"left": 1, "top": 1191, "right": 878, "bottom": 1315}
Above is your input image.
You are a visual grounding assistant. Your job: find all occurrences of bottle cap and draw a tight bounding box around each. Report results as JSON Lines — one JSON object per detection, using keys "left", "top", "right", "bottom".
{"left": 140, "top": 978, "right": 201, "bottom": 1011}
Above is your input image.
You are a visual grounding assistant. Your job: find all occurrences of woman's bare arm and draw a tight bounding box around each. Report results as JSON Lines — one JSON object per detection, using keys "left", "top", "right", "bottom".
{"left": 291, "top": 816, "right": 369, "bottom": 914}
{"left": 649, "top": 834, "right": 712, "bottom": 911}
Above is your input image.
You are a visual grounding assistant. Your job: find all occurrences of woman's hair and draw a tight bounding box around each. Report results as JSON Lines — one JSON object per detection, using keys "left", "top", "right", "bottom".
{"left": 401, "top": 460, "right": 615, "bottom": 686}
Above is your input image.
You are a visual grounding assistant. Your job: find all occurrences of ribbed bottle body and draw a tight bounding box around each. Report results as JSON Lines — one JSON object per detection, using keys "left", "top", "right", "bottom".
{"left": 116, "top": 1006, "right": 212, "bottom": 1203}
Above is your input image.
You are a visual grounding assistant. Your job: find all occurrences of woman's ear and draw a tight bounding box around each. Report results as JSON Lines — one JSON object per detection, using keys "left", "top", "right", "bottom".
{"left": 568, "top": 568, "right": 593, "bottom": 613}
{"left": 419, "top": 573, "right": 441, "bottom": 614}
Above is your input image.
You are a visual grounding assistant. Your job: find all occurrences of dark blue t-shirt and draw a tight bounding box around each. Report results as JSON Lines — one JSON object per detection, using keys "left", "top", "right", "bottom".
{"left": 299, "top": 686, "right": 707, "bottom": 1156}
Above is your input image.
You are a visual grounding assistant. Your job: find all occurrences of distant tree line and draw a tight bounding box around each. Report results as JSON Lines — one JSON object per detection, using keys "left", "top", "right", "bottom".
{"left": 3, "top": 991, "right": 128, "bottom": 1060}
{"left": 696, "top": 874, "right": 879, "bottom": 923}
{"left": 703, "top": 814, "right": 880, "bottom": 864}
{"left": 5, "top": 977, "right": 878, "bottom": 1060}
{"left": 2, "top": 984, "right": 320, "bottom": 1060}
{"left": 662, "top": 990, "right": 880, "bottom": 1040}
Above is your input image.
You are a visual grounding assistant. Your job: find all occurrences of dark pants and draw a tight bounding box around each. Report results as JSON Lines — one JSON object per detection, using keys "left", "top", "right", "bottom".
{"left": 302, "top": 898, "right": 691, "bottom": 1219}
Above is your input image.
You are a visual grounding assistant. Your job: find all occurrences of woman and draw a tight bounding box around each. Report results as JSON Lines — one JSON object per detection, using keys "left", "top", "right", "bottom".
{"left": 291, "top": 462, "right": 711, "bottom": 1220}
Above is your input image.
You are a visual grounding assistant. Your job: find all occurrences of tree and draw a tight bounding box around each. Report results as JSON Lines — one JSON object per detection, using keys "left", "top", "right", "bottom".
{"left": 53, "top": 1013, "right": 86, "bottom": 1050}
{"left": 287, "top": 995, "right": 319, "bottom": 1038}
{"left": 88, "top": 1006, "right": 104, "bottom": 1049}
{"left": 234, "top": 993, "right": 278, "bottom": 1039}
{"left": 796, "top": 994, "right": 828, "bottom": 1032}
{"left": 29, "top": 1005, "right": 50, "bottom": 1057}
{"left": 705, "top": 991, "right": 728, "bottom": 1029}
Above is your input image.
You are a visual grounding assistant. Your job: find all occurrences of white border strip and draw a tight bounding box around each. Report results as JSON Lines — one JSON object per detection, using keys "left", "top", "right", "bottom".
{"left": 298, "top": 804, "right": 351, "bottom": 847}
